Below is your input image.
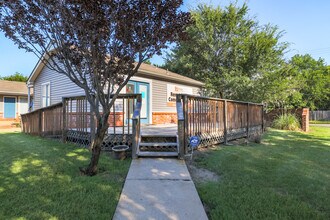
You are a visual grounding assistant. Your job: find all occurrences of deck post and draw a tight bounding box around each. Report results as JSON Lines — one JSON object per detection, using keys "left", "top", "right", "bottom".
{"left": 176, "top": 94, "right": 185, "bottom": 159}
{"left": 132, "top": 94, "right": 142, "bottom": 159}
{"left": 90, "top": 106, "right": 95, "bottom": 144}
{"left": 21, "top": 115, "right": 25, "bottom": 133}
{"left": 62, "top": 98, "right": 67, "bottom": 143}
{"left": 38, "top": 109, "right": 42, "bottom": 136}
{"left": 183, "top": 95, "right": 189, "bottom": 155}
{"left": 247, "top": 103, "right": 250, "bottom": 138}
{"left": 224, "top": 100, "right": 228, "bottom": 144}
{"left": 132, "top": 119, "right": 138, "bottom": 159}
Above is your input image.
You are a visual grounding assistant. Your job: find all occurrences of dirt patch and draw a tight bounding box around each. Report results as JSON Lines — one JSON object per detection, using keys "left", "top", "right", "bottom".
{"left": 187, "top": 163, "right": 220, "bottom": 183}
{"left": 186, "top": 150, "right": 220, "bottom": 183}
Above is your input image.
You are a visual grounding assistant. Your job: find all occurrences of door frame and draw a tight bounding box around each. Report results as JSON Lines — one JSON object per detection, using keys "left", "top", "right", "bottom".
{"left": 128, "top": 76, "right": 153, "bottom": 124}
{"left": 136, "top": 81, "right": 149, "bottom": 123}
{"left": 3, "top": 96, "right": 17, "bottom": 119}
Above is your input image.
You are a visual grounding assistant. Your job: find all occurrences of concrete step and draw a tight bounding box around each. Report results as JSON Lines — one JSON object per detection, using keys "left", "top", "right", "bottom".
{"left": 137, "top": 151, "right": 178, "bottom": 157}
{"left": 139, "top": 142, "right": 177, "bottom": 147}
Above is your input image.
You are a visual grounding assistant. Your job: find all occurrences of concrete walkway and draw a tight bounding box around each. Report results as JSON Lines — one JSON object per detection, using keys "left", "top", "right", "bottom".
{"left": 310, "top": 124, "right": 330, "bottom": 128}
{"left": 113, "top": 158, "right": 208, "bottom": 220}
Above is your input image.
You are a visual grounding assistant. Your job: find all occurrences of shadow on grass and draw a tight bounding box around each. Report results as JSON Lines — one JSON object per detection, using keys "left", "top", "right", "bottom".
{"left": 0, "top": 132, "right": 130, "bottom": 219}
{"left": 193, "top": 128, "right": 330, "bottom": 219}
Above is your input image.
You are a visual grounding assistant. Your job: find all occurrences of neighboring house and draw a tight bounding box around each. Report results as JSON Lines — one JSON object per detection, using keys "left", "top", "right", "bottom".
{"left": 27, "top": 59, "right": 204, "bottom": 124}
{"left": 0, "top": 80, "right": 32, "bottom": 120}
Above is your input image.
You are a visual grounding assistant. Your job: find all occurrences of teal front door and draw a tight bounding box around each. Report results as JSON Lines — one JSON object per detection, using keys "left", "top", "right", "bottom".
{"left": 4, "top": 97, "right": 16, "bottom": 118}
{"left": 127, "top": 81, "right": 150, "bottom": 124}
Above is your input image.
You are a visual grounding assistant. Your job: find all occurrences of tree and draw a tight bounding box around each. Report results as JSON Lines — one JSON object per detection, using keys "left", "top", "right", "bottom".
{"left": 0, "top": 0, "right": 190, "bottom": 176}
{"left": 256, "top": 64, "right": 303, "bottom": 111}
{"left": 289, "top": 54, "right": 330, "bottom": 110}
{"left": 163, "top": 3, "right": 288, "bottom": 101}
{"left": 0, "top": 72, "right": 28, "bottom": 82}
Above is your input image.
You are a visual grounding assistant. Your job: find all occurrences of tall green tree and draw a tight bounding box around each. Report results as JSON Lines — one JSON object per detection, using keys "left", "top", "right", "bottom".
{"left": 164, "top": 3, "right": 288, "bottom": 101}
{"left": 257, "top": 64, "right": 303, "bottom": 111}
{"left": 289, "top": 54, "right": 330, "bottom": 110}
{"left": 0, "top": 72, "right": 28, "bottom": 82}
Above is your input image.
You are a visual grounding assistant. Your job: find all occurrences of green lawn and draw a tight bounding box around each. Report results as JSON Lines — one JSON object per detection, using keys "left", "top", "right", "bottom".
{"left": 193, "top": 126, "right": 330, "bottom": 219}
{"left": 0, "top": 131, "right": 130, "bottom": 220}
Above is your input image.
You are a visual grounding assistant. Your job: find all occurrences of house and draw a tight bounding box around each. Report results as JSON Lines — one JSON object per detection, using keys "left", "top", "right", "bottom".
{"left": 27, "top": 59, "right": 204, "bottom": 125}
{"left": 0, "top": 80, "right": 32, "bottom": 120}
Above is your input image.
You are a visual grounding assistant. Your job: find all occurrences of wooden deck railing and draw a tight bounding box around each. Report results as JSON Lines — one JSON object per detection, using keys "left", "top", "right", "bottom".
{"left": 176, "top": 94, "right": 264, "bottom": 157}
{"left": 21, "top": 102, "right": 63, "bottom": 137}
{"left": 21, "top": 94, "right": 142, "bottom": 150}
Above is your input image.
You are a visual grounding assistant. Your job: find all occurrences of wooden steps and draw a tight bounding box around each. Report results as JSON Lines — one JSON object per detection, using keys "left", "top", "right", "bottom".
{"left": 139, "top": 142, "right": 177, "bottom": 147}
{"left": 138, "top": 151, "right": 178, "bottom": 157}
{"left": 137, "top": 135, "right": 179, "bottom": 158}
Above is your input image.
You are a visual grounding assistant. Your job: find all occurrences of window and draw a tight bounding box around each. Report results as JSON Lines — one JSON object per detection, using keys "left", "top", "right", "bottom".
{"left": 41, "top": 83, "right": 50, "bottom": 107}
{"left": 19, "top": 97, "right": 28, "bottom": 114}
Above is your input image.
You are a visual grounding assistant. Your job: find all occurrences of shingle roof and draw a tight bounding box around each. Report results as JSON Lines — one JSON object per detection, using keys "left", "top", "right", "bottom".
{"left": 28, "top": 53, "right": 204, "bottom": 87}
{"left": 137, "top": 63, "right": 204, "bottom": 87}
{"left": 0, "top": 80, "right": 31, "bottom": 96}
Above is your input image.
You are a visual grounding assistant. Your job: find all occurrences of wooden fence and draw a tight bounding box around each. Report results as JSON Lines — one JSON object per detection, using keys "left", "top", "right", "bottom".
{"left": 21, "top": 102, "right": 63, "bottom": 137}
{"left": 310, "top": 110, "right": 330, "bottom": 121}
{"left": 21, "top": 94, "right": 142, "bottom": 150}
{"left": 176, "top": 94, "right": 264, "bottom": 156}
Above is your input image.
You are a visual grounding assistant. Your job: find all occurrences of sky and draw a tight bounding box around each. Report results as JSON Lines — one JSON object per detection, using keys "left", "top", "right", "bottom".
{"left": 1, "top": 0, "right": 330, "bottom": 77}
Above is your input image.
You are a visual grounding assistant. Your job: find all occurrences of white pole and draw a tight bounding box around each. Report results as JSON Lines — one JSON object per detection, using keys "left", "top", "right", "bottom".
{"left": 27, "top": 86, "right": 31, "bottom": 112}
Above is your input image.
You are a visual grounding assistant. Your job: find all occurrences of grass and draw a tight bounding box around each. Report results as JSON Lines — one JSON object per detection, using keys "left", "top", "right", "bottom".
{"left": 0, "top": 131, "right": 131, "bottom": 220}
{"left": 193, "top": 126, "right": 330, "bottom": 220}
{"left": 310, "top": 120, "right": 330, "bottom": 124}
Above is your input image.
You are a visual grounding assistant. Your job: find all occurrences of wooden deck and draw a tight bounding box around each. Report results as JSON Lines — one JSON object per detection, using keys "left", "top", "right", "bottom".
{"left": 21, "top": 94, "right": 264, "bottom": 158}
{"left": 107, "top": 124, "right": 177, "bottom": 136}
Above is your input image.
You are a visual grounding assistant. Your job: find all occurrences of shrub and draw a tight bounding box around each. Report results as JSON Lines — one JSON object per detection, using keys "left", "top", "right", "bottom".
{"left": 273, "top": 114, "right": 300, "bottom": 131}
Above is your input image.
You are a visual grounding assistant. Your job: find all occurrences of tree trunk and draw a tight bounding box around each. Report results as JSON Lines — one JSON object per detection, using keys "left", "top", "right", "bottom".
{"left": 80, "top": 115, "right": 109, "bottom": 176}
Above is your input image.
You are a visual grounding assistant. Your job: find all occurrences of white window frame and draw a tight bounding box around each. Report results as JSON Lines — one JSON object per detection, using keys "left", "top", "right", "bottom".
{"left": 18, "top": 96, "right": 29, "bottom": 115}
{"left": 41, "top": 82, "right": 51, "bottom": 107}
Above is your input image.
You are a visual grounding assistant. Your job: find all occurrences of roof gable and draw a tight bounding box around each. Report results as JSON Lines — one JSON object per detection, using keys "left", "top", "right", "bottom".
{"left": 28, "top": 55, "right": 204, "bottom": 87}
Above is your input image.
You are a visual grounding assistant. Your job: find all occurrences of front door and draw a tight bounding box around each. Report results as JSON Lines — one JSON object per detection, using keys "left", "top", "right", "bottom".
{"left": 4, "top": 97, "right": 16, "bottom": 118}
{"left": 126, "top": 81, "right": 150, "bottom": 124}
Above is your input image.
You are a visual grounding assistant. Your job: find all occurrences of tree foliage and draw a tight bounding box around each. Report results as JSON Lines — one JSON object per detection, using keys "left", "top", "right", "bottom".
{"left": 0, "top": 0, "right": 190, "bottom": 175}
{"left": 163, "top": 4, "right": 288, "bottom": 100}
{"left": 0, "top": 72, "right": 28, "bottom": 82}
{"left": 289, "top": 54, "right": 330, "bottom": 110}
{"left": 264, "top": 55, "right": 330, "bottom": 110}
{"left": 164, "top": 3, "right": 330, "bottom": 111}
{"left": 256, "top": 63, "right": 303, "bottom": 110}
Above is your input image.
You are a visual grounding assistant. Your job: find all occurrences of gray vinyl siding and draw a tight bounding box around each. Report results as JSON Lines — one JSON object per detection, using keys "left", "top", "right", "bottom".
{"left": 32, "top": 60, "right": 201, "bottom": 113}
{"left": 33, "top": 63, "right": 84, "bottom": 110}
{"left": 151, "top": 79, "right": 201, "bottom": 112}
